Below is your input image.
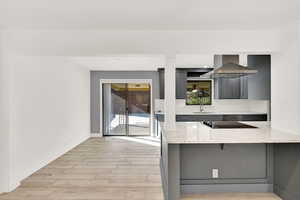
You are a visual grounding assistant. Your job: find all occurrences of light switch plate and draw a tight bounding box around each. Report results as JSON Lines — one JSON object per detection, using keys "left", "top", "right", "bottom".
{"left": 212, "top": 169, "right": 219, "bottom": 178}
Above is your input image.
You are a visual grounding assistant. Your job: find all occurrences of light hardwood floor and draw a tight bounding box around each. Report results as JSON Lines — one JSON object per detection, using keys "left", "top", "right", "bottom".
{"left": 0, "top": 137, "right": 282, "bottom": 200}
{"left": 0, "top": 137, "right": 163, "bottom": 200}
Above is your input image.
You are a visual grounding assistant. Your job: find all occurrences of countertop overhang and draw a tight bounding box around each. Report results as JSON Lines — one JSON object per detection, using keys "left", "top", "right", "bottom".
{"left": 162, "top": 122, "right": 300, "bottom": 144}
{"left": 155, "top": 111, "right": 267, "bottom": 115}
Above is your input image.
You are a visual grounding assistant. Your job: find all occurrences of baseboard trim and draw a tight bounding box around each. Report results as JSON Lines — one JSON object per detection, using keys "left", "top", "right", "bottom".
{"left": 90, "top": 133, "right": 102, "bottom": 137}
{"left": 181, "top": 184, "right": 273, "bottom": 194}
{"left": 0, "top": 181, "right": 21, "bottom": 194}
{"left": 9, "top": 181, "right": 20, "bottom": 192}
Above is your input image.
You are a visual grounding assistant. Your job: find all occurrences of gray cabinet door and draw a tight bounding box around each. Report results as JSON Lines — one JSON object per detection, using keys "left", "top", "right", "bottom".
{"left": 176, "top": 70, "right": 187, "bottom": 99}
{"left": 240, "top": 76, "right": 248, "bottom": 99}
{"left": 217, "top": 77, "right": 248, "bottom": 99}
{"left": 218, "top": 77, "right": 241, "bottom": 99}
{"left": 158, "top": 69, "right": 187, "bottom": 99}
{"left": 247, "top": 55, "right": 271, "bottom": 100}
{"left": 158, "top": 69, "right": 165, "bottom": 99}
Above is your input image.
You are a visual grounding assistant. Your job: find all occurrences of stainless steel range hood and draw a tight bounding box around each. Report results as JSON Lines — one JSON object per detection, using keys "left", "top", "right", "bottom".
{"left": 211, "top": 62, "right": 258, "bottom": 78}
{"left": 202, "top": 55, "right": 258, "bottom": 78}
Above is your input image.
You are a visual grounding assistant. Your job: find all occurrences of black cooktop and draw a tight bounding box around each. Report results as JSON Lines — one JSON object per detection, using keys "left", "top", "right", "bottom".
{"left": 203, "top": 121, "right": 258, "bottom": 129}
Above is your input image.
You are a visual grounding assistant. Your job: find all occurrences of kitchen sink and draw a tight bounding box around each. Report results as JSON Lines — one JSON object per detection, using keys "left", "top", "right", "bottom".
{"left": 193, "top": 111, "right": 215, "bottom": 114}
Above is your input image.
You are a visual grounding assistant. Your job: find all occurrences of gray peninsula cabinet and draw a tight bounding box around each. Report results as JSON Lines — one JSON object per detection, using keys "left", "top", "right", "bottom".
{"left": 160, "top": 122, "right": 300, "bottom": 200}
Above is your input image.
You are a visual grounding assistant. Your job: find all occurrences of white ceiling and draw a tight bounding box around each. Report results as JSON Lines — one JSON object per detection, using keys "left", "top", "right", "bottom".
{"left": 1, "top": 0, "right": 300, "bottom": 30}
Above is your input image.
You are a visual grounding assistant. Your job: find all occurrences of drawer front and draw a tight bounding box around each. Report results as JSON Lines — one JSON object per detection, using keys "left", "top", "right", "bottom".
{"left": 222, "top": 114, "right": 267, "bottom": 121}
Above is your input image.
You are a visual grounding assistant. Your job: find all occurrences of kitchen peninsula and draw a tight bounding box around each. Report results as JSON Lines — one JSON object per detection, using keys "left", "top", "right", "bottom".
{"left": 160, "top": 121, "right": 300, "bottom": 200}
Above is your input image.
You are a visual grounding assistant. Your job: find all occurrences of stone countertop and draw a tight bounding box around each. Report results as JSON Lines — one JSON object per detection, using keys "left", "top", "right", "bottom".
{"left": 155, "top": 111, "right": 267, "bottom": 115}
{"left": 162, "top": 121, "right": 300, "bottom": 144}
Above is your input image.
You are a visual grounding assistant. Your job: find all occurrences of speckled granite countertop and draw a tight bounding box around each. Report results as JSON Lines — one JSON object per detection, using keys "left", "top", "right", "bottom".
{"left": 162, "top": 122, "right": 300, "bottom": 144}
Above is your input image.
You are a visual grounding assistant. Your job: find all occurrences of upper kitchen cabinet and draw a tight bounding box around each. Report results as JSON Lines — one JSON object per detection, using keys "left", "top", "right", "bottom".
{"left": 176, "top": 69, "right": 187, "bottom": 99}
{"left": 247, "top": 55, "right": 271, "bottom": 100}
{"left": 216, "top": 77, "right": 242, "bottom": 99}
{"left": 158, "top": 68, "right": 165, "bottom": 99}
{"left": 214, "top": 55, "right": 248, "bottom": 99}
{"left": 158, "top": 68, "right": 187, "bottom": 99}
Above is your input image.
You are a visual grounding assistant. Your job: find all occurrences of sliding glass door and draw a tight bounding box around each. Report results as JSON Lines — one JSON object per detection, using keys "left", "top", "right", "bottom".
{"left": 103, "top": 83, "right": 151, "bottom": 136}
{"left": 103, "top": 83, "right": 127, "bottom": 135}
{"left": 127, "top": 83, "right": 151, "bottom": 136}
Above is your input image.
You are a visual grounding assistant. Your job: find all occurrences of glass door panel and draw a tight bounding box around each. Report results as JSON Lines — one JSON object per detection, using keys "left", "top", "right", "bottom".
{"left": 103, "top": 83, "right": 127, "bottom": 136}
{"left": 103, "top": 82, "right": 151, "bottom": 136}
{"left": 127, "top": 83, "right": 151, "bottom": 136}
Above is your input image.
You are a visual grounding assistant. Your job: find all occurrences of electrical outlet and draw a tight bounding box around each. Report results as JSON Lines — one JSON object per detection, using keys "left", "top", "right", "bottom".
{"left": 212, "top": 169, "right": 219, "bottom": 178}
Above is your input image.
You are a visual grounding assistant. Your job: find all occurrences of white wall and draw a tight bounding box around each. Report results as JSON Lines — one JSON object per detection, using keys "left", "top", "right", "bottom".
{"left": 164, "top": 56, "right": 176, "bottom": 130}
{"left": 176, "top": 54, "right": 214, "bottom": 67}
{"left": 10, "top": 56, "right": 90, "bottom": 184}
{"left": 0, "top": 32, "right": 10, "bottom": 193}
{"left": 271, "top": 22, "right": 300, "bottom": 133}
{"left": 5, "top": 30, "right": 280, "bottom": 56}
{"left": 69, "top": 55, "right": 166, "bottom": 70}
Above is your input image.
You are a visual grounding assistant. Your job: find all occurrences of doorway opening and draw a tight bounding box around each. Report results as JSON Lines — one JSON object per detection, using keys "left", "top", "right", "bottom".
{"left": 102, "top": 82, "right": 151, "bottom": 136}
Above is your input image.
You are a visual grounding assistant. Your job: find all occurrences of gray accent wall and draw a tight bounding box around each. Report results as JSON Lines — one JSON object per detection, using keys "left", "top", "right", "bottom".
{"left": 90, "top": 71, "right": 159, "bottom": 133}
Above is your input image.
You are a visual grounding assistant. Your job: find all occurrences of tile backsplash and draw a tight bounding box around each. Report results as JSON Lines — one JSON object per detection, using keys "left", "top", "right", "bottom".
{"left": 155, "top": 99, "right": 270, "bottom": 118}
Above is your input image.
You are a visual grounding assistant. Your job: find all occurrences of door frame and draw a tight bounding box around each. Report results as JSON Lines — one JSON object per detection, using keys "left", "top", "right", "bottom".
{"left": 100, "top": 79, "right": 153, "bottom": 137}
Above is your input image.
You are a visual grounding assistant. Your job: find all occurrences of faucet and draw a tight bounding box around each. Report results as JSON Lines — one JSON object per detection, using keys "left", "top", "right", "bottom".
{"left": 199, "top": 96, "right": 205, "bottom": 112}
{"left": 200, "top": 104, "right": 205, "bottom": 112}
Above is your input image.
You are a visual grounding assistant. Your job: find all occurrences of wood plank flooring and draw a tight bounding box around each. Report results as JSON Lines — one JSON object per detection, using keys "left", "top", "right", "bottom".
{"left": 0, "top": 137, "right": 163, "bottom": 200}
{"left": 0, "top": 137, "right": 283, "bottom": 200}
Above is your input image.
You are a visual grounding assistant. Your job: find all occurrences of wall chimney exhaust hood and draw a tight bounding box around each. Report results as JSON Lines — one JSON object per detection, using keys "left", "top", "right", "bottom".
{"left": 202, "top": 55, "right": 258, "bottom": 78}
{"left": 210, "top": 62, "right": 258, "bottom": 78}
